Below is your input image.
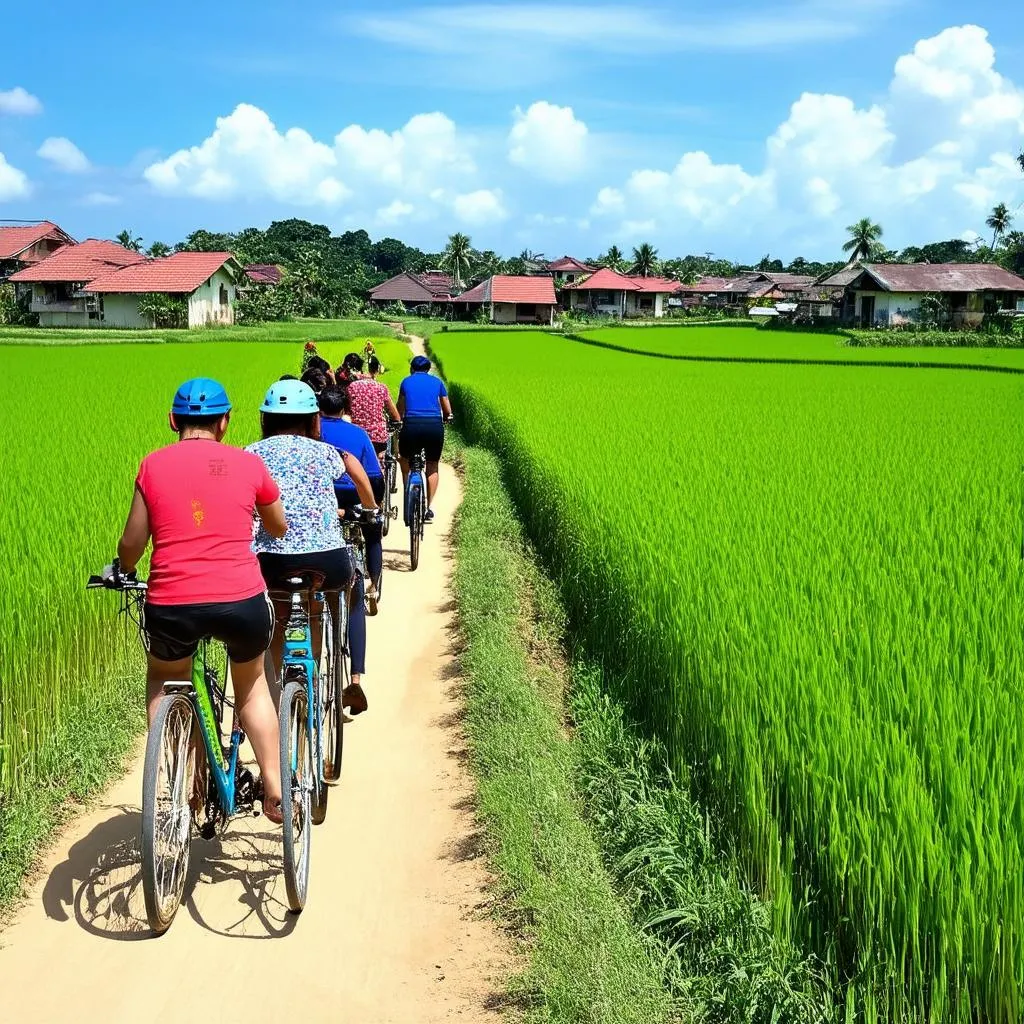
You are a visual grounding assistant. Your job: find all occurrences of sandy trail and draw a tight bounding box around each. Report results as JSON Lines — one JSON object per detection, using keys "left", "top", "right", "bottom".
{"left": 0, "top": 464, "right": 510, "bottom": 1023}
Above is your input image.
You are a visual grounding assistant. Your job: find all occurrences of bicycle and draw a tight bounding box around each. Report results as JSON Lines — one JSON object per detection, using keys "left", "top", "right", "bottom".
{"left": 340, "top": 503, "right": 384, "bottom": 611}
{"left": 404, "top": 448, "right": 428, "bottom": 572}
{"left": 380, "top": 421, "right": 401, "bottom": 540}
{"left": 87, "top": 562, "right": 303, "bottom": 935}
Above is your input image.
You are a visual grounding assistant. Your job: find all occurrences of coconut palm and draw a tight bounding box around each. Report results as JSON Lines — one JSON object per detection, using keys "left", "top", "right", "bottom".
{"left": 439, "top": 232, "right": 474, "bottom": 290}
{"left": 600, "top": 245, "right": 626, "bottom": 272}
{"left": 116, "top": 229, "right": 143, "bottom": 252}
{"left": 842, "top": 218, "right": 883, "bottom": 261}
{"left": 630, "top": 242, "right": 659, "bottom": 277}
{"left": 1018, "top": 150, "right": 1024, "bottom": 174}
{"left": 986, "top": 203, "right": 1013, "bottom": 250}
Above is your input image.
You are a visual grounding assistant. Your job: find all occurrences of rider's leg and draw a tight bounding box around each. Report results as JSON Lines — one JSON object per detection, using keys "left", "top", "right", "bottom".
{"left": 146, "top": 654, "right": 193, "bottom": 725}
{"left": 426, "top": 460, "right": 440, "bottom": 507}
{"left": 345, "top": 575, "right": 368, "bottom": 714}
{"left": 230, "top": 654, "right": 282, "bottom": 809}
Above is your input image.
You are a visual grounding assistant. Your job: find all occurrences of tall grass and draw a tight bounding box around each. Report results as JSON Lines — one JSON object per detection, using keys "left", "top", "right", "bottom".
{"left": 0, "top": 337, "right": 403, "bottom": 829}
{"left": 433, "top": 328, "right": 1024, "bottom": 1021}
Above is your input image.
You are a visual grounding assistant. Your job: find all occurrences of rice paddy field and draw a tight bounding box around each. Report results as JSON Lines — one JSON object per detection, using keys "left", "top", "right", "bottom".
{"left": 576, "top": 324, "right": 1024, "bottom": 370}
{"left": 432, "top": 327, "right": 1024, "bottom": 1022}
{"left": 0, "top": 335, "right": 405, "bottom": 811}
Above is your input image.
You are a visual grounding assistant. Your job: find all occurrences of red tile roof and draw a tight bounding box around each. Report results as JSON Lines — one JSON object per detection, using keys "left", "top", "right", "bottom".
{"left": 0, "top": 221, "right": 74, "bottom": 260}
{"left": 8, "top": 239, "right": 145, "bottom": 282}
{"left": 85, "top": 252, "right": 237, "bottom": 294}
{"left": 453, "top": 275, "right": 557, "bottom": 304}
{"left": 853, "top": 262, "right": 1024, "bottom": 292}
{"left": 562, "top": 267, "right": 641, "bottom": 291}
{"left": 369, "top": 271, "right": 455, "bottom": 303}
{"left": 547, "top": 255, "right": 597, "bottom": 273}
{"left": 245, "top": 263, "right": 283, "bottom": 285}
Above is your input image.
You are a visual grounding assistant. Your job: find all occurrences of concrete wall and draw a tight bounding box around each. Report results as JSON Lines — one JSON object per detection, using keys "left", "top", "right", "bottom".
{"left": 854, "top": 291, "right": 922, "bottom": 326}
{"left": 569, "top": 290, "right": 624, "bottom": 316}
{"left": 491, "top": 301, "right": 554, "bottom": 324}
{"left": 187, "top": 268, "right": 237, "bottom": 328}
{"left": 102, "top": 294, "right": 149, "bottom": 328}
{"left": 625, "top": 291, "right": 667, "bottom": 318}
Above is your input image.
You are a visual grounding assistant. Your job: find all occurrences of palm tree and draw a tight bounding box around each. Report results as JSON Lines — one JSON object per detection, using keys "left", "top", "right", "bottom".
{"left": 986, "top": 202, "right": 1013, "bottom": 250}
{"left": 116, "top": 229, "right": 143, "bottom": 252}
{"left": 147, "top": 241, "right": 171, "bottom": 258}
{"left": 1018, "top": 150, "right": 1024, "bottom": 175}
{"left": 842, "top": 218, "right": 883, "bottom": 261}
{"left": 630, "top": 242, "right": 659, "bottom": 277}
{"left": 439, "top": 232, "right": 474, "bottom": 290}
{"left": 600, "top": 245, "right": 626, "bottom": 272}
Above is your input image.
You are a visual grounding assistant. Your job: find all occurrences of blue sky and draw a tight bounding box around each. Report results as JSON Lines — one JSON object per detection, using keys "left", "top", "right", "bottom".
{"left": 1, "top": 0, "right": 1023, "bottom": 262}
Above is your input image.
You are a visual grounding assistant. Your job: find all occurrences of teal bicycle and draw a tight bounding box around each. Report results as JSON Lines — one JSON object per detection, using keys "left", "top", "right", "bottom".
{"left": 269, "top": 570, "right": 348, "bottom": 911}
{"left": 89, "top": 561, "right": 307, "bottom": 935}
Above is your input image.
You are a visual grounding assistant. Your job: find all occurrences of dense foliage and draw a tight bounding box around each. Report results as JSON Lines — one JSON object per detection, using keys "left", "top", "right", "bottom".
{"left": 434, "top": 328, "right": 1024, "bottom": 1022}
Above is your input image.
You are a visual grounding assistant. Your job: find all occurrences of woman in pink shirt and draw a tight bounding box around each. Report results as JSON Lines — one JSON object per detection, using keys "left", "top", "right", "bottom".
{"left": 117, "top": 378, "right": 289, "bottom": 823}
{"left": 347, "top": 355, "right": 401, "bottom": 457}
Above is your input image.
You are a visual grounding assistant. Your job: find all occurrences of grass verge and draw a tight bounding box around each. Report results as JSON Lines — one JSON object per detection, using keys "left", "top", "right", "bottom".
{"left": 0, "top": 655, "right": 143, "bottom": 914}
{"left": 451, "top": 439, "right": 836, "bottom": 1023}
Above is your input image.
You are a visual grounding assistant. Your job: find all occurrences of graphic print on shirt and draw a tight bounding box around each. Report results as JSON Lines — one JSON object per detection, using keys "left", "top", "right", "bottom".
{"left": 191, "top": 499, "right": 205, "bottom": 528}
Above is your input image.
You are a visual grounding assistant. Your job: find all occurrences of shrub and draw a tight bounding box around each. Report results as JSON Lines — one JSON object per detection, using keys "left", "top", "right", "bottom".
{"left": 136, "top": 293, "right": 187, "bottom": 329}
{"left": 0, "top": 284, "right": 38, "bottom": 326}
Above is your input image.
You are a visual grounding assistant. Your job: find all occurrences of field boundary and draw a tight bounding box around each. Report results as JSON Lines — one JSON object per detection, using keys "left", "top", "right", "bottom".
{"left": 565, "top": 330, "right": 1024, "bottom": 374}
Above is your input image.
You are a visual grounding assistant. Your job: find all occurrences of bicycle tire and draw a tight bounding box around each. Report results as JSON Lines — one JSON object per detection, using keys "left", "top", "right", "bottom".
{"left": 409, "top": 483, "right": 422, "bottom": 571}
{"left": 325, "top": 590, "right": 350, "bottom": 782}
{"left": 141, "top": 691, "right": 196, "bottom": 936}
{"left": 280, "top": 681, "right": 312, "bottom": 913}
{"left": 382, "top": 462, "right": 395, "bottom": 538}
{"left": 310, "top": 606, "right": 330, "bottom": 826}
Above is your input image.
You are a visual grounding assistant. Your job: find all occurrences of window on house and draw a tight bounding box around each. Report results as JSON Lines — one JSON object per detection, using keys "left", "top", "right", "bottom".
{"left": 595, "top": 291, "right": 616, "bottom": 305}
{"left": 518, "top": 303, "right": 536, "bottom": 316}
{"left": 219, "top": 283, "right": 229, "bottom": 308}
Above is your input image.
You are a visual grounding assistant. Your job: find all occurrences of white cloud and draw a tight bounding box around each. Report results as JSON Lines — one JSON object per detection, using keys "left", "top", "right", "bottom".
{"left": 453, "top": 188, "right": 507, "bottom": 225}
{"left": 590, "top": 24, "right": 1024, "bottom": 251}
{"left": 143, "top": 104, "right": 485, "bottom": 224}
{"left": 82, "top": 191, "right": 121, "bottom": 206}
{"left": 0, "top": 87, "right": 42, "bottom": 116}
{"left": 37, "top": 136, "right": 91, "bottom": 173}
{"left": 508, "top": 101, "right": 588, "bottom": 182}
{"left": 0, "top": 153, "right": 30, "bottom": 199}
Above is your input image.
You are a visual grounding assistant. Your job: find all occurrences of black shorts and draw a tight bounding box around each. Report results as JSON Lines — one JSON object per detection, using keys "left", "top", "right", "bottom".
{"left": 399, "top": 418, "right": 445, "bottom": 462}
{"left": 372, "top": 441, "right": 388, "bottom": 457}
{"left": 336, "top": 477, "right": 386, "bottom": 511}
{"left": 143, "top": 593, "right": 274, "bottom": 664}
{"left": 257, "top": 548, "right": 355, "bottom": 593}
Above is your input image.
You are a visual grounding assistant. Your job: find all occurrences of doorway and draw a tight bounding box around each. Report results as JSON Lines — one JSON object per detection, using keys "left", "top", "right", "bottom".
{"left": 860, "top": 295, "right": 875, "bottom": 328}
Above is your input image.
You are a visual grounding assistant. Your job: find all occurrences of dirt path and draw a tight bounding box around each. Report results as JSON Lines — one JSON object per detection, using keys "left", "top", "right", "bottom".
{"left": 0, "top": 464, "right": 511, "bottom": 1023}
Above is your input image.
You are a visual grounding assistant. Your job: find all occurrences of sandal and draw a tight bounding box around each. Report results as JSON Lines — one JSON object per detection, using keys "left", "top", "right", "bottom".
{"left": 342, "top": 683, "right": 369, "bottom": 716}
{"left": 263, "top": 797, "right": 284, "bottom": 825}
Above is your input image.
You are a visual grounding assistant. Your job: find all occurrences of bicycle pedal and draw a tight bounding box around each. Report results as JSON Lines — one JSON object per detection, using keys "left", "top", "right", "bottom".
{"left": 199, "top": 820, "right": 217, "bottom": 841}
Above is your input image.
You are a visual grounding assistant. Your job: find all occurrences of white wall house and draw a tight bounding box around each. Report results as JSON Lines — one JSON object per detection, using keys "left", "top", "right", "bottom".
{"left": 564, "top": 268, "right": 680, "bottom": 319}
{"left": 452, "top": 275, "right": 557, "bottom": 324}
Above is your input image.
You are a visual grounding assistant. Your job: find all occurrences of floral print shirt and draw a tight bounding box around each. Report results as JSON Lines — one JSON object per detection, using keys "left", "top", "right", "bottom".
{"left": 246, "top": 434, "right": 346, "bottom": 555}
{"left": 347, "top": 379, "right": 391, "bottom": 443}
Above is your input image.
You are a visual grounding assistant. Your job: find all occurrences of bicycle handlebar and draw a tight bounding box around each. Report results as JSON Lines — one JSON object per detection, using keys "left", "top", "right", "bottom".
{"left": 341, "top": 504, "right": 384, "bottom": 526}
{"left": 86, "top": 558, "right": 148, "bottom": 592}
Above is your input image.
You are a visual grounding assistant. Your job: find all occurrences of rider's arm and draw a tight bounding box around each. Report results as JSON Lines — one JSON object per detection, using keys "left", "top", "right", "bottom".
{"left": 257, "top": 498, "right": 288, "bottom": 539}
{"left": 117, "top": 487, "right": 150, "bottom": 574}
{"left": 396, "top": 392, "right": 406, "bottom": 418}
{"left": 342, "top": 453, "right": 378, "bottom": 509}
{"left": 440, "top": 396, "right": 453, "bottom": 419}
{"left": 385, "top": 394, "right": 401, "bottom": 422}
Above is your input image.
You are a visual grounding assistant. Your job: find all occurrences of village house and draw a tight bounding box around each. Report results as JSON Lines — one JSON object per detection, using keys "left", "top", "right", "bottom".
{"left": 0, "top": 221, "right": 75, "bottom": 281}
{"left": 368, "top": 270, "right": 456, "bottom": 313}
{"left": 452, "top": 275, "right": 557, "bottom": 324}
{"left": 10, "top": 241, "right": 243, "bottom": 328}
{"left": 818, "top": 262, "right": 1024, "bottom": 328}
{"left": 563, "top": 267, "right": 681, "bottom": 318}
{"left": 547, "top": 256, "right": 597, "bottom": 289}
{"left": 244, "top": 263, "right": 284, "bottom": 286}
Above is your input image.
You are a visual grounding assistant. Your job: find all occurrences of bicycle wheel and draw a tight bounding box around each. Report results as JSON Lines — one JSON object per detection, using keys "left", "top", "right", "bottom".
{"left": 409, "top": 483, "right": 422, "bottom": 571}
{"left": 280, "top": 681, "right": 312, "bottom": 912}
{"left": 141, "top": 691, "right": 196, "bottom": 936}
{"left": 324, "top": 590, "right": 349, "bottom": 783}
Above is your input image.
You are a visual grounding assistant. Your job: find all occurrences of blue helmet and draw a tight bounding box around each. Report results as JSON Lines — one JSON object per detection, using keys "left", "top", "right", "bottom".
{"left": 171, "top": 378, "right": 231, "bottom": 417}
{"left": 410, "top": 355, "right": 431, "bottom": 373}
{"left": 260, "top": 379, "right": 319, "bottom": 414}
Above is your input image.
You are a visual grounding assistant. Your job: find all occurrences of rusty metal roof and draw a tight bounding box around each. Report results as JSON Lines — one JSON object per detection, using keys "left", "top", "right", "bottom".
{"left": 853, "top": 262, "right": 1024, "bottom": 292}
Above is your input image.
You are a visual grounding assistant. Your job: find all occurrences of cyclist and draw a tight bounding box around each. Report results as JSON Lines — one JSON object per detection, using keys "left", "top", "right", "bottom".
{"left": 397, "top": 355, "right": 452, "bottom": 522}
{"left": 319, "top": 387, "right": 385, "bottom": 613}
{"left": 116, "top": 378, "right": 288, "bottom": 823}
{"left": 246, "top": 379, "right": 377, "bottom": 717}
{"left": 348, "top": 354, "right": 401, "bottom": 460}
{"left": 335, "top": 352, "right": 367, "bottom": 385}
{"left": 300, "top": 368, "right": 328, "bottom": 395}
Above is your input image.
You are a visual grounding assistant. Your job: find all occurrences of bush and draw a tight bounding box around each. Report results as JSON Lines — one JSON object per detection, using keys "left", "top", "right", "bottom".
{"left": 136, "top": 293, "right": 187, "bottom": 329}
{"left": 0, "top": 284, "right": 38, "bottom": 326}
{"left": 235, "top": 284, "right": 293, "bottom": 324}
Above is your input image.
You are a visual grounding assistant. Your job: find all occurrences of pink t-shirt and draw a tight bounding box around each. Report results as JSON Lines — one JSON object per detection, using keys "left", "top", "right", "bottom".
{"left": 347, "top": 379, "right": 390, "bottom": 443}
{"left": 136, "top": 440, "right": 280, "bottom": 606}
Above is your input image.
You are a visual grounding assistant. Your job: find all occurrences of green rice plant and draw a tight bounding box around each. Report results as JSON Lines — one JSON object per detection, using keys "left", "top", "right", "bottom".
{"left": 0, "top": 337, "right": 403, "bottom": 814}
{"left": 433, "top": 327, "right": 1024, "bottom": 1022}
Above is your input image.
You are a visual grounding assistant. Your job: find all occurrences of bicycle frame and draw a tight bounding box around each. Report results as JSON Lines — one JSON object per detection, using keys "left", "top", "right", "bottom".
{"left": 170, "top": 641, "right": 245, "bottom": 818}
{"left": 280, "top": 590, "right": 325, "bottom": 788}
{"left": 404, "top": 450, "right": 428, "bottom": 524}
